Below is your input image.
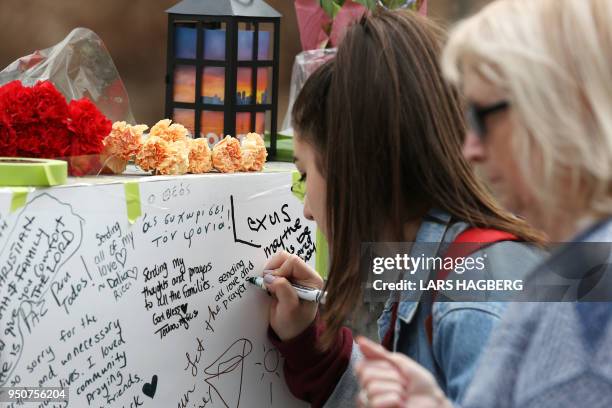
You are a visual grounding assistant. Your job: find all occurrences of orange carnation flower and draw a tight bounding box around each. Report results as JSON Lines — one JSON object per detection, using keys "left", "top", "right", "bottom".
{"left": 212, "top": 136, "right": 242, "bottom": 173}
{"left": 188, "top": 138, "right": 213, "bottom": 173}
{"left": 240, "top": 132, "right": 267, "bottom": 172}
{"left": 157, "top": 140, "right": 190, "bottom": 175}
{"left": 150, "top": 119, "right": 189, "bottom": 143}
{"left": 102, "top": 121, "right": 147, "bottom": 160}
{"left": 135, "top": 135, "right": 170, "bottom": 172}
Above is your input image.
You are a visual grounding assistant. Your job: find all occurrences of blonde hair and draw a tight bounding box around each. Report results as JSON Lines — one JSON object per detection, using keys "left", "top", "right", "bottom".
{"left": 442, "top": 0, "right": 612, "bottom": 229}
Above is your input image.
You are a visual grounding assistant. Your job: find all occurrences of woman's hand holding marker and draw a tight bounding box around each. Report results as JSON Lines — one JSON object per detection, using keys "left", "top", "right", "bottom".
{"left": 263, "top": 251, "right": 324, "bottom": 341}
{"left": 355, "top": 337, "right": 451, "bottom": 408}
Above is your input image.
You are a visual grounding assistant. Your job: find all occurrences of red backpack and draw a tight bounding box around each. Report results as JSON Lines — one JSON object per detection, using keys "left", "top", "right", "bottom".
{"left": 381, "top": 228, "right": 519, "bottom": 350}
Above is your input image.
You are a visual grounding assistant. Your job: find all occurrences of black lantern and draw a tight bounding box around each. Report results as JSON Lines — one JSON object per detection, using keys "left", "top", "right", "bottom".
{"left": 165, "top": 0, "right": 281, "bottom": 158}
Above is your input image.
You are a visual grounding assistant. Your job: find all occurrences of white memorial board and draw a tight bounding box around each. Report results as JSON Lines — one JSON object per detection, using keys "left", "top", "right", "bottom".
{"left": 0, "top": 171, "right": 315, "bottom": 408}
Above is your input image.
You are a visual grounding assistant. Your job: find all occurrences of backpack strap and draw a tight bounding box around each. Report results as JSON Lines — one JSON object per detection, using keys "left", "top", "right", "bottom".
{"left": 424, "top": 228, "right": 519, "bottom": 345}
{"left": 381, "top": 228, "right": 518, "bottom": 351}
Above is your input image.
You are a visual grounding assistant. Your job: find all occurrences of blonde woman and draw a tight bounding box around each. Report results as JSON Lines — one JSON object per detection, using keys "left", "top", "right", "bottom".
{"left": 355, "top": 0, "right": 612, "bottom": 407}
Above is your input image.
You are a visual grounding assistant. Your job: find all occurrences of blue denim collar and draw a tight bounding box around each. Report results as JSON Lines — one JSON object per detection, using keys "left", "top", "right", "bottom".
{"left": 384, "top": 208, "right": 456, "bottom": 323}
{"left": 414, "top": 208, "right": 452, "bottom": 243}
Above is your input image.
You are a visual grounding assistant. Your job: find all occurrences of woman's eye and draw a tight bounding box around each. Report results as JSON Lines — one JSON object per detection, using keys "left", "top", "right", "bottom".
{"left": 299, "top": 173, "right": 307, "bottom": 182}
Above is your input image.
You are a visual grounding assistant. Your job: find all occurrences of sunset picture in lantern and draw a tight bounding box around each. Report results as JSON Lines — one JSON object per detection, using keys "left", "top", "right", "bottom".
{"left": 165, "top": 0, "right": 281, "bottom": 157}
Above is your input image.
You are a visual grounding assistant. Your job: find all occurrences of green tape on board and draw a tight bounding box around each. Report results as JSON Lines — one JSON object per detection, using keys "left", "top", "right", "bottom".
{"left": 291, "top": 171, "right": 306, "bottom": 203}
{"left": 316, "top": 229, "right": 329, "bottom": 279}
{"left": 10, "top": 187, "right": 30, "bottom": 213}
{"left": 0, "top": 157, "right": 67, "bottom": 186}
{"left": 124, "top": 182, "right": 142, "bottom": 224}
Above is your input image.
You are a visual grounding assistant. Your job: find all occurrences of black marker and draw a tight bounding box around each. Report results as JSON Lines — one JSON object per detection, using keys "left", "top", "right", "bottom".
{"left": 247, "top": 275, "right": 327, "bottom": 304}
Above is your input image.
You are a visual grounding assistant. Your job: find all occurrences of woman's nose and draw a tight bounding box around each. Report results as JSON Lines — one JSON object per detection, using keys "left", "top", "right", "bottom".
{"left": 303, "top": 196, "right": 314, "bottom": 221}
{"left": 462, "top": 130, "right": 486, "bottom": 163}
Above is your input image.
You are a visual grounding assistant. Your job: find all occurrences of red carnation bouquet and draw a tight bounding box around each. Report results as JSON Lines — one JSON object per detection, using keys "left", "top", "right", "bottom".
{"left": 0, "top": 80, "right": 112, "bottom": 176}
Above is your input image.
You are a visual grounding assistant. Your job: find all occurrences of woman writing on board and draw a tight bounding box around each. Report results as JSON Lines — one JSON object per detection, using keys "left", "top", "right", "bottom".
{"left": 261, "top": 8, "right": 544, "bottom": 408}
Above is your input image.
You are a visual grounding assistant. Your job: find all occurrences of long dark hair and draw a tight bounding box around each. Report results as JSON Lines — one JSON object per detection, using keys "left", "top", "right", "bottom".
{"left": 292, "top": 9, "right": 545, "bottom": 348}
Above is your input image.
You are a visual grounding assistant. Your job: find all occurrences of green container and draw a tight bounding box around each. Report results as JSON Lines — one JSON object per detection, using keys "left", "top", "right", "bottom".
{"left": 0, "top": 157, "right": 68, "bottom": 186}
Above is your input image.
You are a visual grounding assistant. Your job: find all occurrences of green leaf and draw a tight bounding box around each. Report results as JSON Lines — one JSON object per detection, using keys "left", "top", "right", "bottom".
{"left": 353, "top": 0, "right": 378, "bottom": 11}
{"left": 320, "top": 0, "right": 334, "bottom": 18}
{"left": 320, "top": 0, "right": 345, "bottom": 18}
{"left": 331, "top": 1, "right": 342, "bottom": 17}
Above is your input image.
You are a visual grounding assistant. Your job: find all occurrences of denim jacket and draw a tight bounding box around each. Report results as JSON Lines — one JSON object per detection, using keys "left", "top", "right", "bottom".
{"left": 324, "top": 209, "right": 544, "bottom": 406}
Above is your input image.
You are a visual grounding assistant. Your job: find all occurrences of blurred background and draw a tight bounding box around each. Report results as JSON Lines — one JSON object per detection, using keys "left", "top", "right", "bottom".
{"left": 0, "top": 0, "right": 491, "bottom": 128}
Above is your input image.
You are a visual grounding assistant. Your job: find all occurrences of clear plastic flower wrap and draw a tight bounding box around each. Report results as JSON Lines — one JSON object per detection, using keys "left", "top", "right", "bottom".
{"left": 281, "top": 49, "right": 337, "bottom": 133}
{"left": 0, "top": 27, "right": 134, "bottom": 124}
{"left": 0, "top": 27, "right": 136, "bottom": 176}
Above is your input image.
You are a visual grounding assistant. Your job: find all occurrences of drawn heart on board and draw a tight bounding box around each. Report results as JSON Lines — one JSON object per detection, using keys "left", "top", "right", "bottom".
{"left": 180, "top": 303, "right": 188, "bottom": 314}
{"left": 142, "top": 375, "right": 158, "bottom": 399}
{"left": 115, "top": 248, "right": 127, "bottom": 268}
{"left": 125, "top": 266, "right": 138, "bottom": 281}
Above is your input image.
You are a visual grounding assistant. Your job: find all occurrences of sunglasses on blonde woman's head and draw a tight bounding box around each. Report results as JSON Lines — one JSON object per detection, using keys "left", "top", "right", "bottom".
{"left": 466, "top": 101, "right": 509, "bottom": 140}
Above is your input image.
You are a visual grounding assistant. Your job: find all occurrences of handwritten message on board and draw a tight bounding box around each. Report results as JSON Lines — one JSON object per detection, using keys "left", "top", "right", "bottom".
{"left": 0, "top": 172, "right": 314, "bottom": 407}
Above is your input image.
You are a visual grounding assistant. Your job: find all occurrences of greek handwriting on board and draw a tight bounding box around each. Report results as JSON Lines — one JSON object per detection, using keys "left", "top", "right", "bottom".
{"left": 141, "top": 200, "right": 227, "bottom": 249}
{"left": 146, "top": 182, "right": 192, "bottom": 206}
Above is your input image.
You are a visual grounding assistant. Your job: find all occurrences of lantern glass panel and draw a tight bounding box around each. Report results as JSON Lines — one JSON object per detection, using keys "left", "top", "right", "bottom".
{"left": 257, "top": 110, "right": 272, "bottom": 147}
{"left": 200, "top": 110, "right": 224, "bottom": 145}
{"left": 173, "top": 65, "right": 196, "bottom": 103}
{"left": 173, "top": 108, "right": 195, "bottom": 136}
{"left": 201, "top": 67, "right": 225, "bottom": 105}
{"left": 203, "top": 22, "right": 226, "bottom": 60}
{"left": 255, "top": 112, "right": 265, "bottom": 135}
{"left": 258, "top": 23, "right": 274, "bottom": 61}
{"left": 238, "top": 22, "right": 255, "bottom": 61}
{"left": 236, "top": 112, "right": 251, "bottom": 139}
{"left": 256, "top": 110, "right": 272, "bottom": 140}
{"left": 256, "top": 67, "right": 272, "bottom": 105}
{"left": 265, "top": 110, "right": 272, "bottom": 138}
{"left": 174, "top": 21, "right": 197, "bottom": 59}
{"left": 236, "top": 68, "right": 254, "bottom": 105}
